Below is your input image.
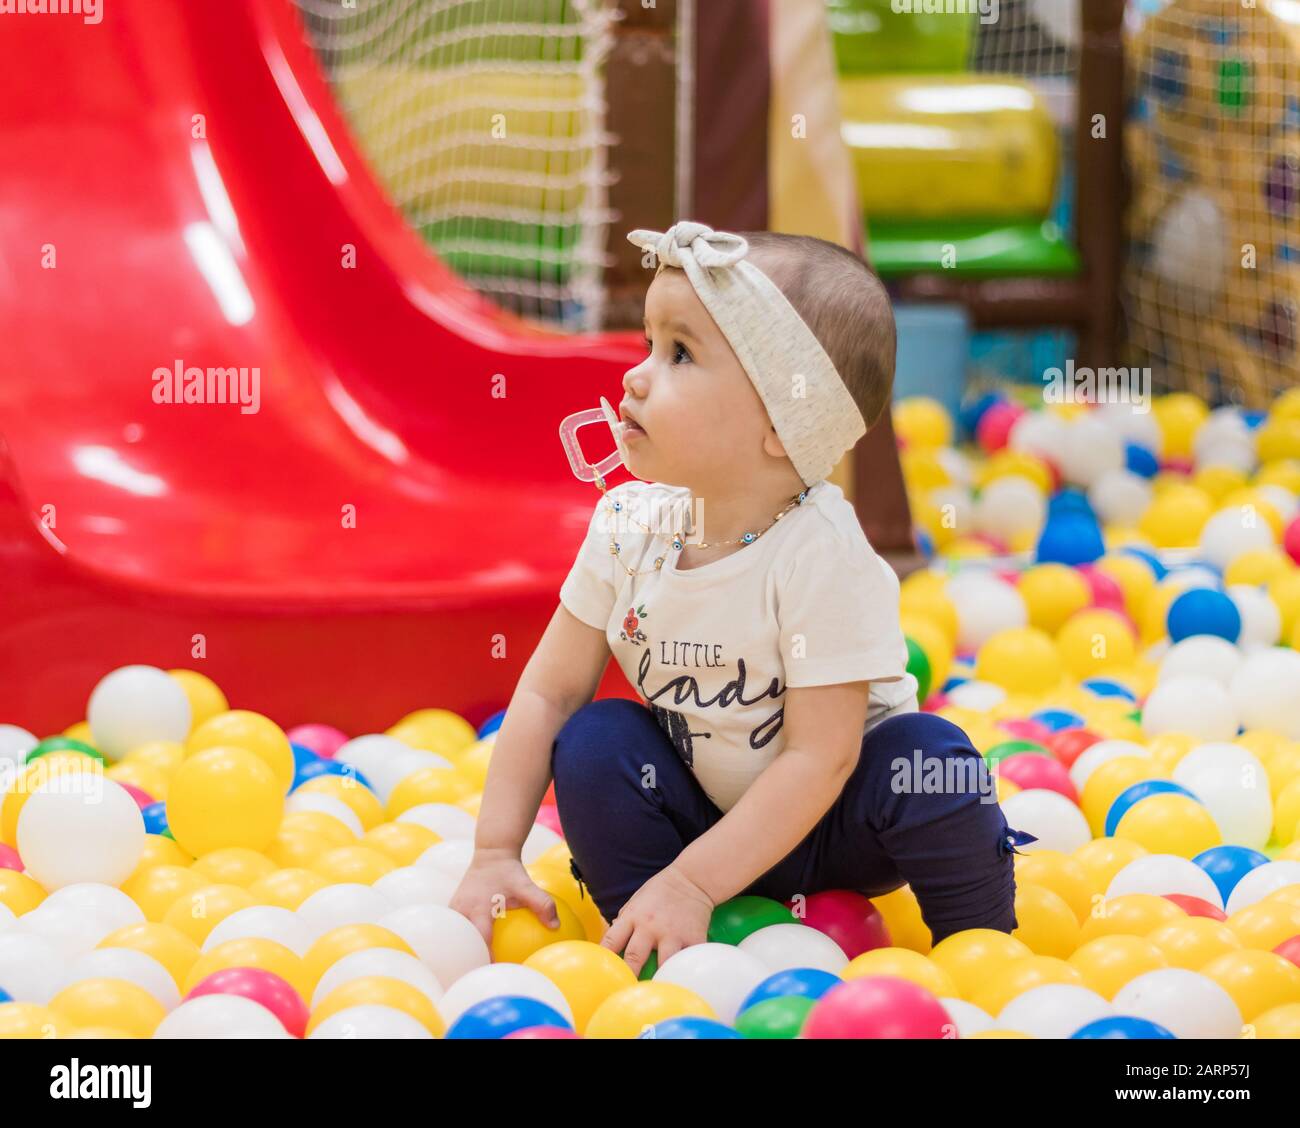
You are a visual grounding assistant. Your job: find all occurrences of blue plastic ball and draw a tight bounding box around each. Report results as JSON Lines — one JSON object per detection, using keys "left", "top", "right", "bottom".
{"left": 959, "top": 391, "right": 1003, "bottom": 439}
{"left": 1166, "top": 587, "right": 1241, "bottom": 643}
{"left": 445, "top": 996, "right": 572, "bottom": 1039}
{"left": 291, "top": 758, "right": 372, "bottom": 792}
{"left": 1081, "top": 678, "right": 1138, "bottom": 702}
{"left": 1124, "top": 441, "right": 1160, "bottom": 479}
{"left": 1036, "top": 514, "right": 1105, "bottom": 566}
{"left": 1030, "top": 708, "right": 1085, "bottom": 732}
{"left": 1119, "top": 546, "right": 1167, "bottom": 580}
{"left": 1105, "top": 780, "right": 1201, "bottom": 837}
{"left": 1193, "top": 845, "right": 1272, "bottom": 906}
{"left": 478, "top": 709, "right": 507, "bottom": 739}
{"left": 740, "top": 968, "right": 841, "bottom": 1014}
{"left": 142, "top": 801, "right": 169, "bottom": 837}
{"left": 639, "top": 1017, "right": 743, "bottom": 1040}
{"left": 0, "top": 987, "right": 11, "bottom": 1004}
{"left": 1072, "top": 1016, "right": 1176, "bottom": 1039}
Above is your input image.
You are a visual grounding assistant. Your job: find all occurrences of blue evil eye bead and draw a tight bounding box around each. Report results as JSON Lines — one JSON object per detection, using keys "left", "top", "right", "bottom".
{"left": 612, "top": 500, "right": 622, "bottom": 511}
{"left": 742, "top": 532, "right": 756, "bottom": 544}
{"left": 797, "top": 490, "right": 808, "bottom": 504}
{"left": 672, "top": 538, "right": 683, "bottom": 550}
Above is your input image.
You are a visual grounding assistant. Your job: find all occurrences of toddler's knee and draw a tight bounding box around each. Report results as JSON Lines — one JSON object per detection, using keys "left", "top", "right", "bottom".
{"left": 552, "top": 698, "right": 648, "bottom": 786}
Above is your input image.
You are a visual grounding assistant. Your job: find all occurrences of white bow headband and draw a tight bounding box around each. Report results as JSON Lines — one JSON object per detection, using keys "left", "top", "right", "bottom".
{"left": 626, "top": 221, "right": 866, "bottom": 487}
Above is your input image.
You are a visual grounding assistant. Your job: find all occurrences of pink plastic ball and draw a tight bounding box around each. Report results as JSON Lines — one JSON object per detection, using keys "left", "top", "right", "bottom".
{"left": 504, "top": 1026, "right": 580, "bottom": 1039}
{"left": 116, "top": 782, "right": 155, "bottom": 810}
{"left": 921, "top": 692, "right": 951, "bottom": 713}
{"left": 1284, "top": 516, "right": 1300, "bottom": 566}
{"left": 533, "top": 804, "right": 563, "bottom": 838}
{"left": 1078, "top": 563, "right": 1128, "bottom": 616}
{"left": 996, "top": 753, "right": 1079, "bottom": 804}
{"left": 186, "top": 967, "right": 309, "bottom": 1037}
{"left": 0, "top": 844, "right": 23, "bottom": 872}
{"left": 788, "top": 890, "right": 890, "bottom": 960}
{"left": 997, "top": 718, "right": 1055, "bottom": 746}
{"left": 287, "top": 723, "right": 348, "bottom": 760}
{"left": 976, "top": 401, "right": 1025, "bottom": 454}
{"left": 1160, "top": 456, "right": 1194, "bottom": 476}
{"left": 802, "top": 976, "right": 952, "bottom": 1039}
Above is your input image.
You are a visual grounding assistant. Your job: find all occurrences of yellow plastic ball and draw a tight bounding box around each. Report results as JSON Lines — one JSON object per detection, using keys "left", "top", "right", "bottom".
{"left": 1016, "top": 565, "right": 1091, "bottom": 634}
{"left": 48, "top": 979, "right": 165, "bottom": 1039}
{"left": 279, "top": 810, "right": 356, "bottom": 847}
{"left": 120, "top": 864, "right": 207, "bottom": 922}
{"left": 184, "top": 937, "right": 310, "bottom": 999}
{"left": 1200, "top": 950, "right": 1300, "bottom": 1022}
{"left": 1255, "top": 458, "right": 1300, "bottom": 494}
{"left": 186, "top": 710, "right": 294, "bottom": 795}
{"left": 302, "top": 925, "right": 415, "bottom": 993}
{"left": 523, "top": 940, "right": 638, "bottom": 1033}
{"left": 1273, "top": 777, "right": 1300, "bottom": 846}
{"left": 1094, "top": 554, "right": 1159, "bottom": 622}
{"left": 454, "top": 740, "right": 494, "bottom": 791}
{"left": 1067, "top": 935, "right": 1169, "bottom": 999}
{"left": 1057, "top": 609, "right": 1137, "bottom": 680}
{"left": 842, "top": 947, "right": 957, "bottom": 997}
{"left": 1012, "top": 882, "right": 1081, "bottom": 959}
{"left": 62, "top": 720, "right": 95, "bottom": 746}
{"left": 1225, "top": 900, "right": 1300, "bottom": 951}
{"left": 1080, "top": 757, "right": 1166, "bottom": 837}
{"left": 0, "top": 869, "right": 48, "bottom": 916}
{"left": 1115, "top": 794, "right": 1222, "bottom": 858}
{"left": 247, "top": 868, "right": 329, "bottom": 911}
{"left": 386, "top": 768, "right": 475, "bottom": 819}
{"left": 1152, "top": 393, "right": 1208, "bottom": 458}
{"left": 1225, "top": 547, "right": 1293, "bottom": 588}
{"left": 970, "top": 956, "right": 1084, "bottom": 1017}
{"left": 1220, "top": 489, "right": 1285, "bottom": 541}
{"left": 105, "top": 760, "right": 170, "bottom": 802}
{"left": 167, "top": 669, "right": 229, "bottom": 731}
{"left": 900, "top": 613, "right": 954, "bottom": 693}
{"left": 360, "top": 822, "right": 440, "bottom": 866}
{"left": 895, "top": 396, "right": 954, "bottom": 449}
{"left": 1273, "top": 387, "right": 1300, "bottom": 421}
{"left": 191, "top": 848, "right": 277, "bottom": 889}
{"left": 295, "top": 775, "right": 386, "bottom": 830}
{"left": 1138, "top": 487, "right": 1214, "bottom": 549}
{"left": 491, "top": 902, "right": 586, "bottom": 964}
{"left": 899, "top": 571, "right": 960, "bottom": 641}
{"left": 1146, "top": 731, "right": 1201, "bottom": 774}
{"left": 1078, "top": 894, "right": 1187, "bottom": 944}
{"left": 385, "top": 708, "right": 478, "bottom": 760}
{"left": 1014, "top": 850, "right": 1095, "bottom": 923}
{"left": 975, "top": 627, "right": 1063, "bottom": 695}
{"left": 123, "top": 740, "right": 186, "bottom": 778}
{"left": 527, "top": 862, "right": 607, "bottom": 943}
{"left": 1072, "top": 837, "right": 1150, "bottom": 895}
{"left": 928, "top": 929, "right": 1033, "bottom": 1001}
{"left": 585, "top": 982, "right": 716, "bottom": 1039}
{"left": 1270, "top": 572, "right": 1300, "bottom": 639}
{"left": 309, "top": 845, "right": 396, "bottom": 886}
{"left": 308, "top": 976, "right": 445, "bottom": 1037}
{"left": 870, "top": 885, "right": 932, "bottom": 954}
{"left": 161, "top": 883, "right": 257, "bottom": 946}
{"left": 0, "top": 1003, "right": 70, "bottom": 1039}
{"left": 266, "top": 825, "right": 337, "bottom": 870}
{"left": 1192, "top": 464, "right": 1249, "bottom": 503}
{"left": 1256, "top": 417, "right": 1300, "bottom": 464}
{"left": 166, "top": 746, "right": 284, "bottom": 856}
{"left": 977, "top": 449, "right": 1053, "bottom": 495}
{"left": 1251, "top": 1002, "right": 1300, "bottom": 1038}
{"left": 97, "top": 922, "right": 199, "bottom": 989}
{"left": 1147, "top": 917, "right": 1243, "bottom": 971}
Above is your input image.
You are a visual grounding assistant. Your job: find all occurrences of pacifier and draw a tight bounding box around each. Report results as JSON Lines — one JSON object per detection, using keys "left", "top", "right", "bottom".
{"left": 559, "top": 396, "right": 630, "bottom": 483}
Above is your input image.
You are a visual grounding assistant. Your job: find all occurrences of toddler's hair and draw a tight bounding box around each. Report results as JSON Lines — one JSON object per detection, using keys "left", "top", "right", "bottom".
{"left": 739, "top": 232, "right": 897, "bottom": 431}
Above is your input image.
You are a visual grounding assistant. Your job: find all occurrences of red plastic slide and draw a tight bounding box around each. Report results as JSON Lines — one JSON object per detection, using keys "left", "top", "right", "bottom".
{"left": 0, "top": 0, "right": 640, "bottom": 734}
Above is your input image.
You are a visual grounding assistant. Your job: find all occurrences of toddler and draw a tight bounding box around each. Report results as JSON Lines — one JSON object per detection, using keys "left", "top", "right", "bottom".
{"left": 451, "top": 222, "right": 1025, "bottom": 973}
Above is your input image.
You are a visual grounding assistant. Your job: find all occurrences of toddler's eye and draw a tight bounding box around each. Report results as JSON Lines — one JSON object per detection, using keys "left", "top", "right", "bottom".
{"left": 673, "top": 342, "right": 691, "bottom": 365}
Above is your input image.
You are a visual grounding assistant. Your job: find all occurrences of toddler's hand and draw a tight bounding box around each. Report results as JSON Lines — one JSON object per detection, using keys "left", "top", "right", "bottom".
{"left": 600, "top": 864, "right": 714, "bottom": 977}
{"left": 450, "top": 848, "right": 559, "bottom": 948}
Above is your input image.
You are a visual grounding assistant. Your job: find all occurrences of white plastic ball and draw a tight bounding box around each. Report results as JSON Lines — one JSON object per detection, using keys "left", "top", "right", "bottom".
{"left": 87, "top": 665, "right": 190, "bottom": 761}
{"left": 1141, "top": 675, "right": 1239, "bottom": 742}
{"left": 521, "top": 824, "right": 563, "bottom": 864}
{"left": 1069, "top": 740, "right": 1150, "bottom": 793}
{"left": 376, "top": 904, "right": 490, "bottom": 989}
{"left": 936, "top": 446, "right": 974, "bottom": 486}
{"left": 435, "top": 963, "right": 572, "bottom": 1028}
{"left": 1105, "top": 854, "right": 1225, "bottom": 908}
{"left": 998, "top": 789, "right": 1092, "bottom": 853}
{"left": 1227, "top": 585, "right": 1282, "bottom": 651}
{"left": 42, "top": 883, "right": 145, "bottom": 933}
{"left": 1009, "top": 409, "right": 1071, "bottom": 465}
{"left": 415, "top": 839, "right": 475, "bottom": 883}
{"left": 1158, "top": 635, "right": 1243, "bottom": 688}
{"left": 283, "top": 793, "right": 363, "bottom": 837}
{"left": 372, "top": 865, "right": 458, "bottom": 908}
{"left": 1088, "top": 469, "right": 1153, "bottom": 527}
{"left": 1258, "top": 484, "right": 1298, "bottom": 523}
{"left": 736, "top": 923, "right": 850, "bottom": 975}
{"left": 1059, "top": 416, "right": 1125, "bottom": 488}
{"left": 946, "top": 680, "right": 1008, "bottom": 713}
{"left": 154, "top": 994, "right": 291, "bottom": 1038}
{"left": 18, "top": 906, "right": 116, "bottom": 961}
{"left": 997, "top": 984, "right": 1114, "bottom": 1038}
{"left": 1095, "top": 401, "right": 1163, "bottom": 457}
{"left": 362, "top": 749, "right": 454, "bottom": 805}
{"left": 62, "top": 948, "right": 181, "bottom": 1010}
{"left": 0, "top": 725, "right": 37, "bottom": 771}
{"left": 1228, "top": 649, "right": 1300, "bottom": 738}
{"left": 307, "top": 1004, "right": 434, "bottom": 1039}
{"left": 16, "top": 776, "right": 145, "bottom": 890}
{"left": 973, "top": 476, "right": 1046, "bottom": 543}
{"left": 939, "top": 997, "right": 995, "bottom": 1037}
{"left": 1112, "top": 969, "right": 1243, "bottom": 1038}
{"left": 1172, "top": 743, "right": 1272, "bottom": 849}
{"left": 0, "top": 904, "right": 14, "bottom": 932}
{"left": 333, "top": 735, "right": 415, "bottom": 783}
{"left": 295, "top": 884, "right": 393, "bottom": 937}
{"left": 0, "top": 930, "right": 65, "bottom": 1002}
{"left": 1199, "top": 508, "right": 1275, "bottom": 571}
{"left": 653, "top": 943, "right": 772, "bottom": 1025}
{"left": 947, "top": 574, "right": 1028, "bottom": 651}
{"left": 202, "top": 905, "right": 315, "bottom": 956}
{"left": 397, "top": 804, "right": 476, "bottom": 840}
{"left": 930, "top": 486, "right": 975, "bottom": 540}
{"left": 311, "top": 947, "right": 444, "bottom": 1009}
{"left": 1224, "top": 861, "right": 1300, "bottom": 915}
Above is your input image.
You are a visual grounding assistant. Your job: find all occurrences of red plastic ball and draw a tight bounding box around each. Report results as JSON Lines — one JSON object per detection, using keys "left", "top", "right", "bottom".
{"left": 802, "top": 976, "right": 952, "bottom": 1039}
{"left": 976, "top": 401, "right": 1025, "bottom": 454}
{"left": 998, "top": 718, "right": 1055, "bottom": 746}
{"left": 504, "top": 1026, "right": 580, "bottom": 1039}
{"left": 1077, "top": 563, "right": 1127, "bottom": 615}
{"left": 1160, "top": 456, "right": 1194, "bottom": 476}
{"left": 1046, "top": 727, "right": 1102, "bottom": 769}
{"left": 0, "top": 844, "right": 23, "bottom": 872}
{"left": 1284, "top": 516, "right": 1300, "bottom": 566}
{"left": 115, "top": 782, "right": 155, "bottom": 811}
{"left": 1161, "top": 894, "right": 1227, "bottom": 922}
{"left": 286, "top": 723, "right": 348, "bottom": 759}
{"left": 1272, "top": 935, "right": 1300, "bottom": 969}
{"left": 186, "top": 967, "right": 310, "bottom": 1037}
{"left": 787, "top": 890, "right": 890, "bottom": 960}
{"left": 996, "top": 753, "right": 1079, "bottom": 803}
{"left": 922, "top": 692, "right": 951, "bottom": 713}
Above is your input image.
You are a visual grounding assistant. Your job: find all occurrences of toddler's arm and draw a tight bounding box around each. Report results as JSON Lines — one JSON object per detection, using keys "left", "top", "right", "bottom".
{"left": 450, "top": 602, "right": 611, "bottom": 944}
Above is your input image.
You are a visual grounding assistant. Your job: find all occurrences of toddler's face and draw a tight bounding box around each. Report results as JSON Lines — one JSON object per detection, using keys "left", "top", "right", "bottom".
{"left": 618, "top": 267, "right": 778, "bottom": 488}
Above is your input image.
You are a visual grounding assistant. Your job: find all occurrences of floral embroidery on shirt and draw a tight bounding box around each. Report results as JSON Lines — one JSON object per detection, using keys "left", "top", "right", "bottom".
{"left": 620, "top": 603, "right": 649, "bottom": 646}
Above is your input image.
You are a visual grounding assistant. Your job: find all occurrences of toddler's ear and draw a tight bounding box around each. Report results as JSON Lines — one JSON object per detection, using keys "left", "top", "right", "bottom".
{"left": 762, "top": 424, "right": 788, "bottom": 460}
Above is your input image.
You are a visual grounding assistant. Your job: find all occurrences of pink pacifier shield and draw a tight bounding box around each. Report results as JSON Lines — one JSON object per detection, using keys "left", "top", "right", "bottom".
{"left": 559, "top": 396, "right": 629, "bottom": 482}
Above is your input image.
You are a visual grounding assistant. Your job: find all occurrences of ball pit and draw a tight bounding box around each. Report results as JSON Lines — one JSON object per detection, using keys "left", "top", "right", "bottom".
{"left": 1, "top": 394, "right": 1299, "bottom": 1040}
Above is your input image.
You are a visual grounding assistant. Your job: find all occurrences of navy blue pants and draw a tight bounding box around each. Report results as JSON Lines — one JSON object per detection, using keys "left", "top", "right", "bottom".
{"left": 551, "top": 699, "right": 1021, "bottom": 946}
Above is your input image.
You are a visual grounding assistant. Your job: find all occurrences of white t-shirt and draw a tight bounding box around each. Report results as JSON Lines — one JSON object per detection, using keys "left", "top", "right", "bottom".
{"left": 559, "top": 479, "right": 919, "bottom": 812}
